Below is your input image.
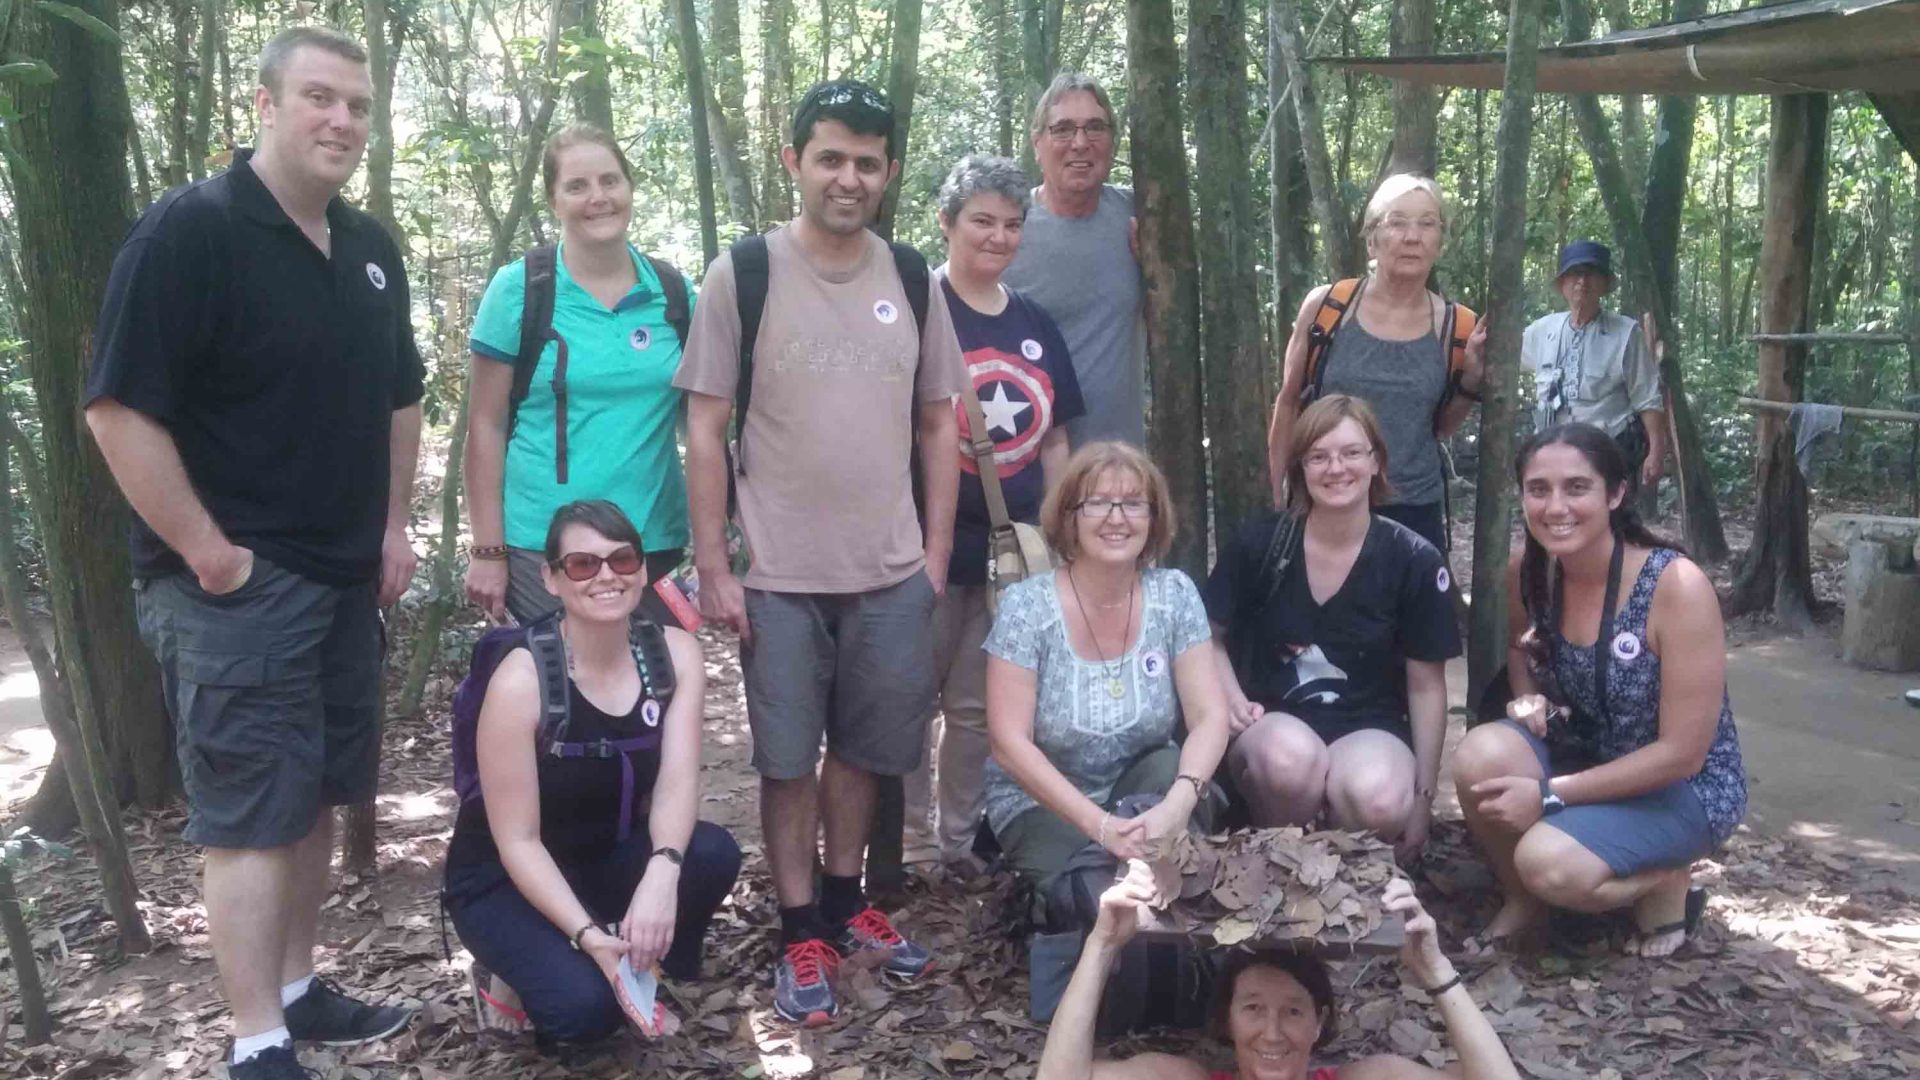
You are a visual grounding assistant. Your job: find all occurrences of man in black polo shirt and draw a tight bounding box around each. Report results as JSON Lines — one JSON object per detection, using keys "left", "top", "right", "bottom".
{"left": 85, "top": 26, "right": 420, "bottom": 1079}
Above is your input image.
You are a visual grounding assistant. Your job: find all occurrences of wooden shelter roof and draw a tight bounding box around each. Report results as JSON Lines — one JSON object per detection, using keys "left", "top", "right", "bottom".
{"left": 1320, "top": 0, "right": 1920, "bottom": 95}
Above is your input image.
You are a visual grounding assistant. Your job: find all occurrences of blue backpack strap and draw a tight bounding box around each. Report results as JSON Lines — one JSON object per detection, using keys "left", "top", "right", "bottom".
{"left": 628, "top": 617, "right": 677, "bottom": 701}
{"left": 521, "top": 613, "right": 572, "bottom": 751}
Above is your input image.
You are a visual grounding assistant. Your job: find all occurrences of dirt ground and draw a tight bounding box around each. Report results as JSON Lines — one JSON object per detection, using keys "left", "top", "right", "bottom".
{"left": 3, "top": 598, "right": 1919, "bottom": 1077}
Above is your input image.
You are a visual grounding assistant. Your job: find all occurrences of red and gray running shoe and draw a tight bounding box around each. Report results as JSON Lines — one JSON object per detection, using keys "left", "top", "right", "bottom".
{"left": 835, "top": 906, "right": 934, "bottom": 980}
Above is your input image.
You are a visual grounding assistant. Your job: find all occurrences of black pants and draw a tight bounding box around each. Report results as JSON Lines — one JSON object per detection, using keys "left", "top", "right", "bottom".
{"left": 445, "top": 820, "right": 741, "bottom": 1047}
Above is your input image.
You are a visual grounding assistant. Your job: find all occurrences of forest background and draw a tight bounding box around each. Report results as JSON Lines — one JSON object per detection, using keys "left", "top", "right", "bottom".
{"left": 0, "top": 0, "right": 1918, "bottom": 1039}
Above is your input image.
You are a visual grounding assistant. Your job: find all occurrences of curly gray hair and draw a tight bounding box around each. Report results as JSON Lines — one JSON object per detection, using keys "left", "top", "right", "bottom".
{"left": 937, "top": 154, "right": 1032, "bottom": 221}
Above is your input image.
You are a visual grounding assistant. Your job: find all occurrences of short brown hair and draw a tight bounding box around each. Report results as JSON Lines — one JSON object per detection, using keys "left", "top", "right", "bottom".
{"left": 258, "top": 26, "right": 367, "bottom": 97}
{"left": 1039, "top": 442, "right": 1176, "bottom": 568}
{"left": 1284, "top": 394, "right": 1394, "bottom": 514}
{"left": 542, "top": 125, "right": 635, "bottom": 201}
{"left": 1206, "top": 949, "right": 1337, "bottom": 1050}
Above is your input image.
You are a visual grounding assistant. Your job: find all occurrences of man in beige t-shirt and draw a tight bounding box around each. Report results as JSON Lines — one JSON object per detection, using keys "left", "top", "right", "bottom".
{"left": 676, "top": 79, "right": 963, "bottom": 1027}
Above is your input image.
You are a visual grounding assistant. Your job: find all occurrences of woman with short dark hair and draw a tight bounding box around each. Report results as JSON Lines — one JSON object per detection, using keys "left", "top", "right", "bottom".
{"left": 1037, "top": 861, "right": 1521, "bottom": 1080}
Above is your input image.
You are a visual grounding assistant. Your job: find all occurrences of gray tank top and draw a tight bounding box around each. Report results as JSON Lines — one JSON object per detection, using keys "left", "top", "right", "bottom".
{"left": 1318, "top": 319, "right": 1448, "bottom": 505}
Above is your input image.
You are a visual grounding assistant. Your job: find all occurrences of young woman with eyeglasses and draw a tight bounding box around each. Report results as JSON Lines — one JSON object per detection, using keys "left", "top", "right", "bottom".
{"left": 442, "top": 500, "right": 741, "bottom": 1053}
{"left": 981, "top": 442, "right": 1230, "bottom": 890}
{"left": 1205, "top": 395, "right": 1459, "bottom": 863}
{"left": 1452, "top": 424, "right": 1744, "bottom": 957}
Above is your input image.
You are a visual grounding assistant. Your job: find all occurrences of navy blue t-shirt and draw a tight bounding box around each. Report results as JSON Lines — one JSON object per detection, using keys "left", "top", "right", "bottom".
{"left": 1202, "top": 513, "right": 1460, "bottom": 733}
{"left": 941, "top": 277, "right": 1085, "bottom": 586}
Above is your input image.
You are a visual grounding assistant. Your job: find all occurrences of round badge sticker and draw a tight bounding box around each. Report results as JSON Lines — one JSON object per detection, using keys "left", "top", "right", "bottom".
{"left": 1435, "top": 566, "right": 1451, "bottom": 593}
{"left": 629, "top": 326, "right": 652, "bottom": 351}
{"left": 1611, "top": 631, "right": 1643, "bottom": 663}
{"left": 641, "top": 698, "right": 663, "bottom": 728}
{"left": 1138, "top": 649, "right": 1168, "bottom": 680}
{"left": 873, "top": 299, "right": 899, "bottom": 325}
{"left": 1020, "top": 338, "right": 1044, "bottom": 361}
{"left": 365, "top": 262, "right": 387, "bottom": 290}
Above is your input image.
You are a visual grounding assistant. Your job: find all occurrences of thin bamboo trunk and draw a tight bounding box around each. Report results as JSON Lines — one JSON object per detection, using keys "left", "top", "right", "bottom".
{"left": 672, "top": 0, "right": 721, "bottom": 267}
{"left": 1466, "top": 0, "right": 1543, "bottom": 709}
{"left": 1271, "top": 0, "right": 1356, "bottom": 281}
{"left": 0, "top": 856, "right": 50, "bottom": 1044}
{"left": 875, "top": 0, "right": 923, "bottom": 240}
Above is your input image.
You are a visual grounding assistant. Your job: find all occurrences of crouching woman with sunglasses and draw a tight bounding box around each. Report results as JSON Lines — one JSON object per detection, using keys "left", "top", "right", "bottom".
{"left": 443, "top": 500, "right": 742, "bottom": 1052}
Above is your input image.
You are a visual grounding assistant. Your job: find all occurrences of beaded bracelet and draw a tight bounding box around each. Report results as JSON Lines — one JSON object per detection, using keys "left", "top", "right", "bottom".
{"left": 1176, "top": 773, "right": 1208, "bottom": 802}
{"left": 1426, "top": 972, "right": 1464, "bottom": 997}
{"left": 469, "top": 543, "right": 509, "bottom": 560}
{"left": 1096, "top": 812, "right": 1113, "bottom": 849}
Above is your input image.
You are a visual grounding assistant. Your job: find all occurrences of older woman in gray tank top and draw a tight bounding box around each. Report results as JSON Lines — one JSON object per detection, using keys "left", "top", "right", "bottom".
{"left": 1267, "top": 175, "right": 1488, "bottom": 553}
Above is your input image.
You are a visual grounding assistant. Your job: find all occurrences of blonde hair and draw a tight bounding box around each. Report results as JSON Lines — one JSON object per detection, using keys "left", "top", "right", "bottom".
{"left": 1040, "top": 442, "right": 1176, "bottom": 568}
{"left": 1360, "top": 173, "right": 1449, "bottom": 243}
{"left": 1285, "top": 394, "right": 1394, "bottom": 514}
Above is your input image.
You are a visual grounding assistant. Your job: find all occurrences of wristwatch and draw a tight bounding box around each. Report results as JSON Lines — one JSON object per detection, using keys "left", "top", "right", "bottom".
{"left": 1539, "top": 778, "right": 1566, "bottom": 816}
{"left": 651, "top": 846, "right": 685, "bottom": 867}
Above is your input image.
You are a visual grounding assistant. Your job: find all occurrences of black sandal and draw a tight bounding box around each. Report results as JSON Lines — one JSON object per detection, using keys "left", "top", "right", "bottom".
{"left": 1633, "top": 885, "right": 1706, "bottom": 954}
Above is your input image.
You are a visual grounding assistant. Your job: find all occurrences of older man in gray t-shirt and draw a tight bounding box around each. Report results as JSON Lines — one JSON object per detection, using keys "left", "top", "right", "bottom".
{"left": 1003, "top": 74, "right": 1145, "bottom": 448}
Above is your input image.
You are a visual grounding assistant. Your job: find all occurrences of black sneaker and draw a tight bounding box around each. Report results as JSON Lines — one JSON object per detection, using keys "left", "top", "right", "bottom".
{"left": 228, "top": 1044, "right": 317, "bottom": 1079}
{"left": 283, "top": 976, "right": 413, "bottom": 1046}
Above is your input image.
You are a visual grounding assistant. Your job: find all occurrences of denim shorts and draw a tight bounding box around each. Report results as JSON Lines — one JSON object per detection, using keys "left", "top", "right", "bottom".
{"left": 742, "top": 570, "right": 938, "bottom": 779}
{"left": 1499, "top": 719, "right": 1715, "bottom": 878}
{"left": 135, "top": 556, "right": 382, "bottom": 849}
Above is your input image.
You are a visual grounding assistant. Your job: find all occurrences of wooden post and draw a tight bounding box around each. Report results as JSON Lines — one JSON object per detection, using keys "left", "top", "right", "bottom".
{"left": 1191, "top": 0, "right": 1271, "bottom": 534}
{"left": 1466, "top": 0, "right": 1544, "bottom": 709}
{"left": 1728, "top": 93, "right": 1828, "bottom": 630}
{"left": 1129, "top": 0, "right": 1208, "bottom": 576}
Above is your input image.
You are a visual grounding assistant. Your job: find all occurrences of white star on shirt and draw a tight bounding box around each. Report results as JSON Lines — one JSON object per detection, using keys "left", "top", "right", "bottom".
{"left": 979, "top": 381, "right": 1031, "bottom": 437}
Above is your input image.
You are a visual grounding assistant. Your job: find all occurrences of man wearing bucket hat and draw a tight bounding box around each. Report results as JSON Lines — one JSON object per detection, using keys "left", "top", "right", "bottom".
{"left": 1521, "top": 240, "right": 1667, "bottom": 492}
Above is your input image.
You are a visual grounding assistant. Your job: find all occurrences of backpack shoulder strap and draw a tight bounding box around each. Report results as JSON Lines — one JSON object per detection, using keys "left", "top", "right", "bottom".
{"left": 1255, "top": 511, "right": 1304, "bottom": 610}
{"left": 1303, "top": 277, "right": 1363, "bottom": 402}
{"left": 731, "top": 235, "right": 771, "bottom": 419}
{"left": 510, "top": 245, "right": 560, "bottom": 437}
{"left": 1432, "top": 299, "right": 1478, "bottom": 431}
{"left": 628, "top": 618, "right": 678, "bottom": 701}
{"left": 888, "top": 241, "right": 931, "bottom": 335}
{"left": 644, "top": 253, "right": 692, "bottom": 347}
{"left": 521, "top": 613, "right": 572, "bottom": 747}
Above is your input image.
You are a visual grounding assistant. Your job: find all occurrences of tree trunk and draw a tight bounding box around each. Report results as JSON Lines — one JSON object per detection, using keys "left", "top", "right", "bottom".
{"left": 1598, "top": 0, "right": 1645, "bottom": 195}
{"left": 1189, "top": 0, "right": 1267, "bottom": 535}
{"left": 1728, "top": 93, "right": 1828, "bottom": 629}
{"left": 10, "top": 0, "right": 157, "bottom": 956}
{"left": 1385, "top": 0, "right": 1437, "bottom": 177}
{"left": 165, "top": 0, "right": 190, "bottom": 187}
{"left": 558, "top": 0, "right": 616, "bottom": 132}
{"left": 1639, "top": 0, "right": 1703, "bottom": 316}
{"left": 1128, "top": 0, "right": 1206, "bottom": 576}
{"left": 705, "top": 0, "right": 759, "bottom": 230}
{"left": 0, "top": 855, "right": 50, "bottom": 1044}
{"left": 760, "top": 0, "right": 795, "bottom": 224}
{"left": 1019, "top": 0, "right": 1064, "bottom": 174}
{"left": 1268, "top": 1, "right": 1312, "bottom": 329}
{"left": 1717, "top": 95, "right": 1735, "bottom": 347}
{"left": 189, "top": 0, "right": 219, "bottom": 180}
{"left": 1271, "top": 0, "right": 1357, "bottom": 281}
{"left": 1905, "top": 171, "right": 1919, "bottom": 517}
{"left": 874, "top": 0, "right": 923, "bottom": 240}
{"left": 671, "top": 0, "right": 720, "bottom": 268}
{"left": 1466, "top": 0, "right": 1543, "bottom": 710}
{"left": 987, "top": 0, "right": 1014, "bottom": 156}
{"left": 1560, "top": 0, "right": 1727, "bottom": 563}
{"left": 364, "top": 0, "right": 402, "bottom": 240}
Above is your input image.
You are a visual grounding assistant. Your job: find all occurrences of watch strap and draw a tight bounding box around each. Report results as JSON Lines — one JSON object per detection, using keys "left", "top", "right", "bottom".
{"left": 652, "top": 846, "right": 685, "bottom": 867}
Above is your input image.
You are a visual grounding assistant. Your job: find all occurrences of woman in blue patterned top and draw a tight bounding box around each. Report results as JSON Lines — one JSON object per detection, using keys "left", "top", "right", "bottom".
{"left": 984, "top": 442, "right": 1231, "bottom": 888}
{"left": 1454, "top": 423, "right": 1745, "bottom": 957}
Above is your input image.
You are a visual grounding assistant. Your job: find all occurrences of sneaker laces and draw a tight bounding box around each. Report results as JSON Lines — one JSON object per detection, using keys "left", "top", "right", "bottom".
{"left": 846, "top": 907, "right": 904, "bottom": 947}
{"left": 783, "top": 938, "right": 841, "bottom": 988}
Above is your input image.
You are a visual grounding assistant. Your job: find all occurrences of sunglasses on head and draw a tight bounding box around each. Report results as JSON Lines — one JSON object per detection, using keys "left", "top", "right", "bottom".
{"left": 550, "top": 545, "right": 642, "bottom": 582}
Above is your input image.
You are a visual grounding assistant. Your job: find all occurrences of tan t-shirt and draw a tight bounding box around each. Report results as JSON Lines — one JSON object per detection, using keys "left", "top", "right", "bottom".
{"left": 674, "top": 224, "right": 966, "bottom": 593}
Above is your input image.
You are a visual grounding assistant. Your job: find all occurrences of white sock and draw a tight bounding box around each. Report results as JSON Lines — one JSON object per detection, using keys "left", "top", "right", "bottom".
{"left": 279, "top": 974, "right": 315, "bottom": 1008}
{"left": 232, "top": 1026, "right": 291, "bottom": 1065}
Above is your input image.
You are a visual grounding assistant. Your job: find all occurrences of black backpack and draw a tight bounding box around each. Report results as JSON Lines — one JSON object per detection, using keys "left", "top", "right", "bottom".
{"left": 725, "top": 234, "right": 931, "bottom": 510}
{"left": 507, "top": 245, "right": 693, "bottom": 483}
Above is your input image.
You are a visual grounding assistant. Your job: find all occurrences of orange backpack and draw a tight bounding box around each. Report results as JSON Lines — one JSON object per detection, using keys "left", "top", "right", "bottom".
{"left": 1302, "top": 277, "right": 1479, "bottom": 432}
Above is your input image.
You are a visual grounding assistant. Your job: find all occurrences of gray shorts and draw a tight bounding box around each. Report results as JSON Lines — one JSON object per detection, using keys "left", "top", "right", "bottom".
{"left": 742, "top": 571, "right": 938, "bottom": 780}
{"left": 134, "top": 556, "right": 383, "bottom": 850}
{"left": 1499, "top": 719, "right": 1715, "bottom": 878}
{"left": 505, "top": 546, "right": 688, "bottom": 630}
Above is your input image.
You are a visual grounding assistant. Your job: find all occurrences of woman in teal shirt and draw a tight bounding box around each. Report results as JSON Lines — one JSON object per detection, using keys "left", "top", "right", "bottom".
{"left": 464, "top": 125, "right": 693, "bottom": 626}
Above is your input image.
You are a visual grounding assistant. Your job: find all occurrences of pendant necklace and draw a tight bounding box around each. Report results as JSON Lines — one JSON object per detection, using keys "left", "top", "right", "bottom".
{"left": 1069, "top": 566, "right": 1135, "bottom": 700}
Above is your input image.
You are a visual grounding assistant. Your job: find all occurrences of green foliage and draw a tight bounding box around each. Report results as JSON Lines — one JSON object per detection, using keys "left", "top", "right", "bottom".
{"left": 32, "top": 0, "right": 118, "bottom": 45}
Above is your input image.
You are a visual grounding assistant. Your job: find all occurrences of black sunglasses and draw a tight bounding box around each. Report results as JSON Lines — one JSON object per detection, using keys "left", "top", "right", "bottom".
{"left": 550, "top": 545, "right": 642, "bottom": 582}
